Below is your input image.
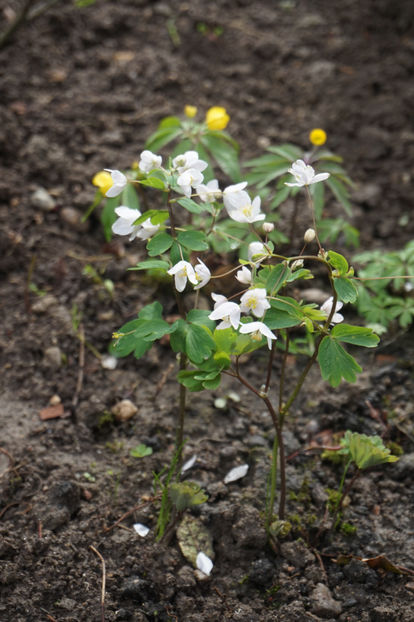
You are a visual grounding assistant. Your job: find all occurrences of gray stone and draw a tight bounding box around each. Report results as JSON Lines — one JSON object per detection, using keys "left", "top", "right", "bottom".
{"left": 248, "top": 557, "right": 275, "bottom": 587}
{"left": 60, "top": 206, "right": 90, "bottom": 232}
{"left": 31, "top": 187, "right": 56, "bottom": 211}
{"left": 390, "top": 452, "right": 414, "bottom": 480}
{"left": 310, "top": 583, "right": 342, "bottom": 618}
{"left": 44, "top": 346, "right": 62, "bottom": 368}
{"left": 280, "top": 540, "right": 315, "bottom": 569}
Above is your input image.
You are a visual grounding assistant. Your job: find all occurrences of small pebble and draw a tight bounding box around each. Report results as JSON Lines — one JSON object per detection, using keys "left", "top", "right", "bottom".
{"left": 31, "top": 187, "right": 56, "bottom": 211}
{"left": 60, "top": 207, "right": 89, "bottom": 232}
{"left": 111, "top": 399, "right": 138, "bottom": 422}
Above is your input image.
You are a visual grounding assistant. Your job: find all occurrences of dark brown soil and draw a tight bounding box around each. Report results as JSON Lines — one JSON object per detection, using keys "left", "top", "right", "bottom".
{"left": 1, "top": 1, "right": 414, "bottom": 621}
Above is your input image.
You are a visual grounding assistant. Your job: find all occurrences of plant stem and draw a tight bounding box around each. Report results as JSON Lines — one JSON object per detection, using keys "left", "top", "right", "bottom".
{"left": 266, "top": 434, "right": 279, "bottom": 532}
{"left": 175, "top": 353, "right": 187, "bottom": 471}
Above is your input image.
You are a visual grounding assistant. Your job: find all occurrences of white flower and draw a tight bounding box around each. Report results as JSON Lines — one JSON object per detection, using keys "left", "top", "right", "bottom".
{"left": 138, "top": 150, "right": 162, "bottom": 173}
{"left": 285, "top": 159, "right": 330, "bottom": 187}
{"left": 177, "top": 168, "right": 205, "bottom": 198}
{"left": 239, "top": 321, "right": 277, "bottom": 349}
{"left": 225, "top": 192, "right": 265, "bottom": 224}
{"left": 240, "top": 288, "right": 270, "bottom": 318}
{"left": 112, "top": 207, "right": 159, "bottom": 241}
{"left": 194, "top": 258, "right": 211, "bottom": 290}
{"left": 320, "top": 296, "right": 344, "bottom": 324}
{"left": 223, "top": 182, "right": 248, "bottom": 212}
{"left": 168, "top": 261, "right": 198, "bottom": 292}
{"left": 196, "top": 552, "right": 213, "bottom": 576}
{"left": 104, "top": 169, "right": 127, "bottom": 197}
{"left": 211, "top": 292, "right": 228, "bottom": 308}
{"left": 236, "top": 266, "right": 252, "bottom": 285}
{"left": 112, "top": 206, "right": 142, "bottom": 241}
{"left": 208, "top": 298, "right": 241, "bottom": 330}
{"left": 173, "top": 150, "right": 208, "bottom": 174}
{"left": 136, "top": 217, "right": 160, "bottom": 240}
{"left": 195, "top": 179, "right": 221, "bottom": 202}
{"left": 247, "top": 242, "right": 267, "bottom": 265}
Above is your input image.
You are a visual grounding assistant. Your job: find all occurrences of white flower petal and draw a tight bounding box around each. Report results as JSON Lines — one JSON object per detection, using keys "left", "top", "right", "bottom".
{"left": 196, "top": 552, "right": 213, "bottom": 576}
{"left": 133, "top": 523, "right": 150, "bottom": 537}
{"left": 224, "top": 464, "right": 249, "bottom": 484}
{"left": 182, "top": 454, "right": 197, "bottom": 472}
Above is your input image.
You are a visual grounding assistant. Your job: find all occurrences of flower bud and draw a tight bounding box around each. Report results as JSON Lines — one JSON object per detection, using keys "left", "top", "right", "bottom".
{"left": 262, "top": 222, "right": 274, "bottom": 233}
{"left": 309, "top": 128, "right": 327, "bottom": 146}
{"left": 206, "top": 106, "right": 230, "bottom": 131}
{"left": 291, "top": 259, "right": 304, "bottom": 271}
{"left": 304, "top": 228, "right": 316, "bottom": 243}
{"left": 184, "top": 105, "right": 197, "bottom": 118}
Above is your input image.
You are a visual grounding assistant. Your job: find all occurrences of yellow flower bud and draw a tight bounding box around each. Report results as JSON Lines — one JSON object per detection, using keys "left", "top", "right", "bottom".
{"left": 184, "top": 105, "right": 198, "bottom": 118}
{"left": 206, "top": 106, "right": 230, "bottom": 131}
{"left": 309, "top": 128, "right": 327, "bottom": 146}
{"left": 92, "top": 171, "right": 113, "bottom": 195}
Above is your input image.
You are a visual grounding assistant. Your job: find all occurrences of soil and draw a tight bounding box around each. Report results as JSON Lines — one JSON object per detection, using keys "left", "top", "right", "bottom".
{"left": 1, "top": 1, "right": 414, "bottom": 620}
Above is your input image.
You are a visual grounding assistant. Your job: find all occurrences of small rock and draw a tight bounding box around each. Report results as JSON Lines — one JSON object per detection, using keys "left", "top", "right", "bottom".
{"left": 342, "top": 559, "right": 378, "bottom": 587}
{"left": 31, "top": 187, "right": 56, "bottom": 211}
{"left": 232, "top": 506, "right": 267, "bottom": 549}
{"left": 176, "top": 565, "right": 196, "bottom": 589}
{"left": 57, "top": 597, "right": 78, "bottom": 611}
{"left": 120, "top": 576, "right": 152, "bottom": 601}
{"left": 248, "top": 558, "right": 275, "bottom": 587}
{"left": 49, "top": 480, "right": 81, "bottom": 516}
{"left": 310, "top": 583, "right": 342, "bottom": 618}
{"left": 370, "top": 605, "right": 397, "bottom": 621}
{"left": 111, "top": 399, "right": 138, "bottom": 422}
{"left": 49, "top": 394, "right": 62, "bottom": 405}
{"left": 390, "top": 452, "right": 414, "bottom": 480}
{"left": 31, "top": 294, "right": 58, "bottom": 313}
{"left": 280, "top": 540, "right": 315, "bottom": 569}
{"left": 44, "top": 346, "right": 62, "bottom": 368}
{"left": 60, "top": 206, "right": 89, "bottom": 232}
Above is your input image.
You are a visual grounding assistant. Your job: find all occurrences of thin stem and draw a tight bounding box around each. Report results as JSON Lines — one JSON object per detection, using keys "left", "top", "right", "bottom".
{"left": 279, "top": 330, "right": 290, "bottom": 411}
{"left": 175, "top": 354, "right": 187, "bottom": 471}
{"left": 305, "top": 186, "right": 322, "bottom": 252}
{"left": 266, "top": 435, "right": 278, "bottom": 532}
{"left": 264, "top": 341, "right": 276, "bottom": 394}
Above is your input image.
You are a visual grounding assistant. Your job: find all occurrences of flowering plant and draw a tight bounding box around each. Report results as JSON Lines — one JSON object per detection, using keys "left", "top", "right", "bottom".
{"left": 99, "top": 124, "right": 384, "bottom": 538}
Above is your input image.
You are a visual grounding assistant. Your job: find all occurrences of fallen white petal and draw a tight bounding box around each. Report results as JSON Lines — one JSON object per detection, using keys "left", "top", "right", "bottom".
{"left": 196, "top": 551, "right": 213, "bottom": 576}
{"left": 133, "top": 523, "right": 150, "bottom": 537}
{"left": 182, "top": 454, "right": 197, "bottom": 472}
{"left": 224, "top": 464, "right": 249, "bottom": 484}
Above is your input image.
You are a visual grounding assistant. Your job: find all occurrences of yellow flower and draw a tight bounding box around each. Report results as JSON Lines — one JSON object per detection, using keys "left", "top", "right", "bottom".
{"left": 309, "top": 128, "right": 327, "bottom": 146}
{"left": 206, "top": 106, "right": 230, "bottom": 131}
{"left": 92, "top": 170, "right": 113, "bottom": 195}
{"left": 184, "top": 105, "right": 198, "bottom": 118}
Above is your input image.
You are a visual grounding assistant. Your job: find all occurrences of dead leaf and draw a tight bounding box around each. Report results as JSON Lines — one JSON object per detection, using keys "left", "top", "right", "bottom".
{"left": 39, "top": 403, "right": 65, "bottom": 420}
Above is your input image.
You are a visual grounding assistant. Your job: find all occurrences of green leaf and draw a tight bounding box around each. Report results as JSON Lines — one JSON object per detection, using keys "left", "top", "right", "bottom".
{"left": 317, "top": 336, "right": 362, "bottom": 387}
{"left": 130, "top": 444, "right": 153, "bottom": 458}
{"left": 122, "top": 183, "right": 140, "bottom": 210}
{"left": 328, "top": 251, "right": 349, "bottom": 275}
{"left": 169, "top": 482, "right": 208, "bottom": 512}
{"left": 187, "top": 309, "right": 216, "bottom": 332}
{"left": 311, "top": 181, "right": 325, "bottom": 220}
{"left": 185, "top": 323, "right": 216, "bottom": 364}
{"left": 146, "top": 232, "right": 173, "bottom": 256}
{"left": 201, "top": 134, "right": 240, "bottom": 181}
{"left": 266, "top": 143, "right": 302, "bottom": 160}
{"left": 159, "top": 116, "right": 181, "bottom": 128}
{"left": 177, "top": 230, "right": 209, "bottom": 251}
{"left": 326, "top": 176, "right": 352, "bottom": 216}
{"left": 340, "top": 431, "right": 398, "bottom": 469}
{"left": 140, "top": 177, "right": 167, "bottom": 190}
{"left": 112, "top": 302, "right": 174, "bottom": 359}
{"left": 145, "top": 126, "right": 183, "bottom": 152}
{"left": 129, "top": 259, "right": 170, "bottom": 271}
{"left": 264, "top": 307, "right": 302, "bottom": 329}
{"left": 331, "top": 324, "right": 380, "bottom": 347}
{"left": 101, "top": 196, "right": 121, "bottom": 241}
{"left": 177, "top": 197, "right": 204, "bottom": 214}
{"left": 334, "top": 276, "right": 358, "bottom": 303}
{"left": 266, "top": 263, "right": 291, "bottom": 295}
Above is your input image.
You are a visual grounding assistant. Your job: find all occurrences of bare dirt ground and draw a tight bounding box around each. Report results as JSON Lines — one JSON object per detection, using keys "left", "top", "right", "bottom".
{"left": 1, "top": 1, "right": 414, "bottom": 620}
